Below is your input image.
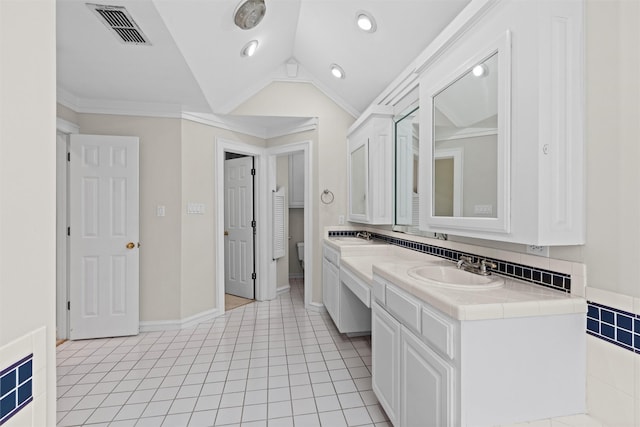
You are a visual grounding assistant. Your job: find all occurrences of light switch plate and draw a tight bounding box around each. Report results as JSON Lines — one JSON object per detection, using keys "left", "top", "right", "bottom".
{"left": 187, "top": 202, "right": 205, "bottom": 215}
{"left": 156, "top": 205, "right": 166, "bottom": 217}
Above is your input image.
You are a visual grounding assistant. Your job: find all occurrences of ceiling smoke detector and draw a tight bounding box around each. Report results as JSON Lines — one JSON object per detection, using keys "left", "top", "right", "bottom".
{"left": 234, "top": 0, "right": 266, "bottom": 30}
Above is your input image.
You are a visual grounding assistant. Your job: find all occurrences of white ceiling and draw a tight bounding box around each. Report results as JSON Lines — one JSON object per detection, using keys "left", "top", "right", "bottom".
{"left": 57, "top": 0, "right": 471, "bottom": 119}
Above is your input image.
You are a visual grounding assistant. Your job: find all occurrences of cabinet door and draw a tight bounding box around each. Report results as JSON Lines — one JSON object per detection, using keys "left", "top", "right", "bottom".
{"left": 372, "top": 301, "right": 400, "bottom": 426}
{"left": 322, "top": 258, "right": 340, "bottom": 326}
{"left": 288, "top": 152, "right": 305, "bottom": 208}
{"left": 401, "top": 328, "right": 454, "bottom": 427}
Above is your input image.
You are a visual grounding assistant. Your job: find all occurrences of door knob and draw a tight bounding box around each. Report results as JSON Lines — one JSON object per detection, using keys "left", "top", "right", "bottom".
{"left": 224, "top": 231, "right": 229, "bottom": 236}
{"left": 126, "top": 242, "right": 135, "bottom": 249}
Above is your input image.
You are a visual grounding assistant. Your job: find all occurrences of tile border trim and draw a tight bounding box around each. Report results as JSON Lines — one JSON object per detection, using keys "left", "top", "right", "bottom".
{"left": 0, "top": 354, "right": 34, "bottom": 426}
{"left": 328, "top": 230, "right": 571, "bottom": 293}
{"left": 587, "top": 301, "right": 640, "bottom": 354}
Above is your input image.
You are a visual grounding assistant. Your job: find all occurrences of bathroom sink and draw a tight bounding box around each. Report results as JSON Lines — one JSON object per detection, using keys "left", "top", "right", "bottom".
{"left": 407, "top": 265, "right": 504, "bottom": 290}
{"left": 329, "top": 237, "right": 383, "bottom": 245}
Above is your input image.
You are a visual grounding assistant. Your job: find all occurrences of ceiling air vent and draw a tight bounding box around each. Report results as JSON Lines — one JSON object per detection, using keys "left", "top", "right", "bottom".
{"left": 87, "top": 3, "right": 151, "bottom": 45}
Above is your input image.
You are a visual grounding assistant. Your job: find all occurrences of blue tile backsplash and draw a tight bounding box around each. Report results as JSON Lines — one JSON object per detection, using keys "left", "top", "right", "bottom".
{"left": 587, "top": 301, "right": 640, "bottom": 353}
{"left": 0, "top": 354, "right": 33, "bottom": 426}
{"left": 329, "top": 230, "right": 572, "bottom": 293}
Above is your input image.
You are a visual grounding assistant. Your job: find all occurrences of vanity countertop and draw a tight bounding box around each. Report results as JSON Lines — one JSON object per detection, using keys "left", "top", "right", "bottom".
{"left": 373, "top": 260, "right": 586, "bottom": 321}
{"left": 324, "top": 237, "right": 587, "bottom": 321}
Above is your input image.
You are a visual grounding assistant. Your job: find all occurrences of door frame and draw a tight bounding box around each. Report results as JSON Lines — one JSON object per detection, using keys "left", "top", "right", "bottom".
{"left": 215, "top": 138, "right": 269, "bottom": 311}
{"left": 55, "top": 118, "right": 80, "bottom": 340}
{"left": 266, "top": 140, "right": 313, "bottom": 309}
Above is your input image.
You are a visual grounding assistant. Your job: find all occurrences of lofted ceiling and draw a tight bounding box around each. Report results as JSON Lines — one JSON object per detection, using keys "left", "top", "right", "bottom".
{"left": 57, "top": 0, "right": 471, "bottom": 121}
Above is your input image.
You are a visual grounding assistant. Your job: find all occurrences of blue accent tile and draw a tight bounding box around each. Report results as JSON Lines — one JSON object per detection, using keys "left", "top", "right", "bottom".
{"left": 0, "top": 372, "right": 15, "bottom": 397}
{"left": 601, "top": 309, "right": 615, "bottom": 325}
{"left": 601, "top": 323, "right": 616, "bottom": 339}
{"left": 635, "top": 334, "right": 640, "bottom": 350}
{"left": 17, "top": 361, "right": 31, "bottom": 384}
{"left": 0, "top": 391, "right": 16, "bottom": 419}
{"left": 587, "top": 318, "right": 599, "bottom": 334}
{"left": 618, "top": 329, "right": 633, "bottom": 347}
{"left": 587, "top": 305, "right": 599, "bottom": 320}
{"left": 17, "top": 381, "right": 31, "bottom": 406}
{"left": 618, "top": 314, "right": 633, "bottom": 331}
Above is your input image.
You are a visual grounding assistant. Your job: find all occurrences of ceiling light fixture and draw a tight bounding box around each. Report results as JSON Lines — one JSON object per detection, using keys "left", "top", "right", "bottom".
{"left": 472, "top": 63, "right": 489, "bottom": 77}
{"left": 356, "top": 10, "right": 376, "bottom": 33}
{"left": 234, "top": 0, "right": 266, "bottom": 30}
{"left": 241, "top": 40, "right": 259, "bottom": 57}
{"left": 330, "top": 64, "right": 345, "bottom": 79}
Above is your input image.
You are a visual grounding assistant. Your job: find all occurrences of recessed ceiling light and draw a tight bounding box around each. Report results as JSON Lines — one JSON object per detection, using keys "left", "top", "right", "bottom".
{"left": 330, "top": 64, "right": 345, "bottom": 79}
{"left": 472, "top": 63, "right": 488, "bottom": 77}
{"left": 241, "top": 40, "right": 259, "bottom": 57}
{"left": 356, "top": 11, "right": 376, "bottom": 33}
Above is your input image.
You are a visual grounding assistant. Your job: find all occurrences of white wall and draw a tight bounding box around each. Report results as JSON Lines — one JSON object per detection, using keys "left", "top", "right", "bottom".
{"left": 75, "top": 114, "right": 266, "bottom": 324}
{"left": 0, "top": 1, "right": 57, "bottom": 425}
{"left": 234, "top": 82, "right": 355, "bottom": 304}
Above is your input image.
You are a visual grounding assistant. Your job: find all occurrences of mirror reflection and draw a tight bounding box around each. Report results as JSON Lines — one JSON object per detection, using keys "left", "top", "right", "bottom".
{"left": 433, "top": 52, "right": 498, "bottom": 218}
{"left": 395, "top": 106, "right": 419, "bottom": 227}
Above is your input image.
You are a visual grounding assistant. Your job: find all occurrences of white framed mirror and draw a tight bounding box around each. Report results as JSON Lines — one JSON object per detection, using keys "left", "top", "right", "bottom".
{"left": 420, "top": 30, "right": 511, "bottom": 234}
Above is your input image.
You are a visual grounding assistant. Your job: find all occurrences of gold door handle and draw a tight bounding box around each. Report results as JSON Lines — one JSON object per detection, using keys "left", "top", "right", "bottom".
{"left": 126, "top": 242, "right": 135, "bottom": 249}
{"left": 224, "top": 231, "right": 229, "bottom": 236}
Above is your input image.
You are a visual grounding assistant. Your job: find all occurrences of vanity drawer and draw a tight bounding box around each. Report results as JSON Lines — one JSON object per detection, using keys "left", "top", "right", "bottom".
{"left": 323, "top": 245, "right": 340, "bottom": 267}
{"left": 341, "top": 267, "right": 371, "bottom": 308}
{"left": 385, "top": 285, "right": 421, "bottom": 333}
{"left": 372, "top": 277, "right": 386, "bottom": 304}
{"left": 421, "top": 305, "right": 455, "bottom": 360}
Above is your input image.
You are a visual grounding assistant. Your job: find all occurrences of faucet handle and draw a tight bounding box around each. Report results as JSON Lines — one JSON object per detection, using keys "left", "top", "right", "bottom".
{"left": 480, "top": 259, "right": 497, "bottom": 274}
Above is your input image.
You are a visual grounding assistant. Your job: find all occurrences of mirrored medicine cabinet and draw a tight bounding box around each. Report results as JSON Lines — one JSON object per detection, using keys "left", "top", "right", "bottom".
{"left": 420, "top": 31, "right": 511, "bottom": 235}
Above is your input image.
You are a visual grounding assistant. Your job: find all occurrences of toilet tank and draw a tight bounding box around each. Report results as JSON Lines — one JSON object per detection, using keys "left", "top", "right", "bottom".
{"left": 296, "top": 242, "right": 304, "bottom": 261}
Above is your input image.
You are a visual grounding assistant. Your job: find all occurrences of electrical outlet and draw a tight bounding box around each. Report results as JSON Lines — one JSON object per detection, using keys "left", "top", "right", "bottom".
{"left": 338, "top": 215, "right": 345, "bottom": 225}
{"left": 526, "top": 245, "right": 549, "bottom": 257}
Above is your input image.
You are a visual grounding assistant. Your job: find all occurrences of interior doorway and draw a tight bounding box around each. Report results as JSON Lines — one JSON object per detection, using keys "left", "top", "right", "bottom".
{"left": 223, "top": 153, "right": 256, "bottom": 301}
{"left": 267, "top": 140, "right": 313, "bottom": 309}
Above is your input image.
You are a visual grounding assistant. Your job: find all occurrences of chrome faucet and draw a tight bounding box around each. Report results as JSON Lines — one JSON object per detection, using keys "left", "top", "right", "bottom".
{"left": 356, "top": 231, "right": 373, "bottom": 241}
{"left": 457, "top": 255, "right": 497, "bottom": 276}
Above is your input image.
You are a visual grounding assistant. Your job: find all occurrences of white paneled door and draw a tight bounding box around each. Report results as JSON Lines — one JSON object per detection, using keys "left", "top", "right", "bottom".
{"left": 224, "top": 156, "right": 255, "bottom": 300}
{"left": 69, "top": 134, "right": 139, "bottom": 340}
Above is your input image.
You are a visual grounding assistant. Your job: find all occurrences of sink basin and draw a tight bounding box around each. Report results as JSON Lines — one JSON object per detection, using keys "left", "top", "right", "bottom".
{"left": 329, "top": 237, "right": 383, "bottom": 245}
{"left": 407, "top": 265, "right": 504, "bottom": 290}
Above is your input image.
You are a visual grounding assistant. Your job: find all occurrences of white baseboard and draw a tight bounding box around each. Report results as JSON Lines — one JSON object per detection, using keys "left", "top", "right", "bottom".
{"left": 307, "top": 302, "right": 326, "bottom": 313}
{"left": 277, "top": 285, "right": 291, "bottom": 296}
{"left": 139, "top": 307, "right": 222, "bottom": 332}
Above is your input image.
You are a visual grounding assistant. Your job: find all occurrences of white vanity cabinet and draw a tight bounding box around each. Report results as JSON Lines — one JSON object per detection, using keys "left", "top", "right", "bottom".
{"left": 371, "top": 272, "right": 585, "bottom": 427}
{"left": 371, "top": 301, "right": 401, "bottom": 426}
{"left": 347, "top": 109, "right": 393, "bottom": 224}
{"left": 322, "top": 243, "right": 372, "bottom": 334}
{"left": 322, "top": 244, "right": 340, "bottom": 323}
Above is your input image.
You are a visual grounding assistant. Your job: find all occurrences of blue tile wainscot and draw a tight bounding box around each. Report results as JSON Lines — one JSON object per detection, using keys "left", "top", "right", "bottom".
{"left": 587, "top": 302, "right": 640, "bottom": 353}
{"left": 0, "top": 354, "right": 33, "bottom": 426}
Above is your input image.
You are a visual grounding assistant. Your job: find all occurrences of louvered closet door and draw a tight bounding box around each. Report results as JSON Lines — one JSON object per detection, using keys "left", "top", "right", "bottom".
{"left": 69, "top": 134, "right": 139, "bottom": 340}
{"left": 272, "top": 187, "right": 286, "bottom": 260}
{"left": 224, "top": 156, "right": 255, "bottom": 299}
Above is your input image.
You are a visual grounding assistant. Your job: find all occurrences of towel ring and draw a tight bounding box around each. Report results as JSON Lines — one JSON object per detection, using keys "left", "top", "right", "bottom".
{"left": 321, "top": 189, "right": 334, "bottom": 204}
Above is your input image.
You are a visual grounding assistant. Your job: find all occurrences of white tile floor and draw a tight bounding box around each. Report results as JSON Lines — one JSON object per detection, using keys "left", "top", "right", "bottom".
{"left": 56, "top": 279, "right": 391, "bottom": 427}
